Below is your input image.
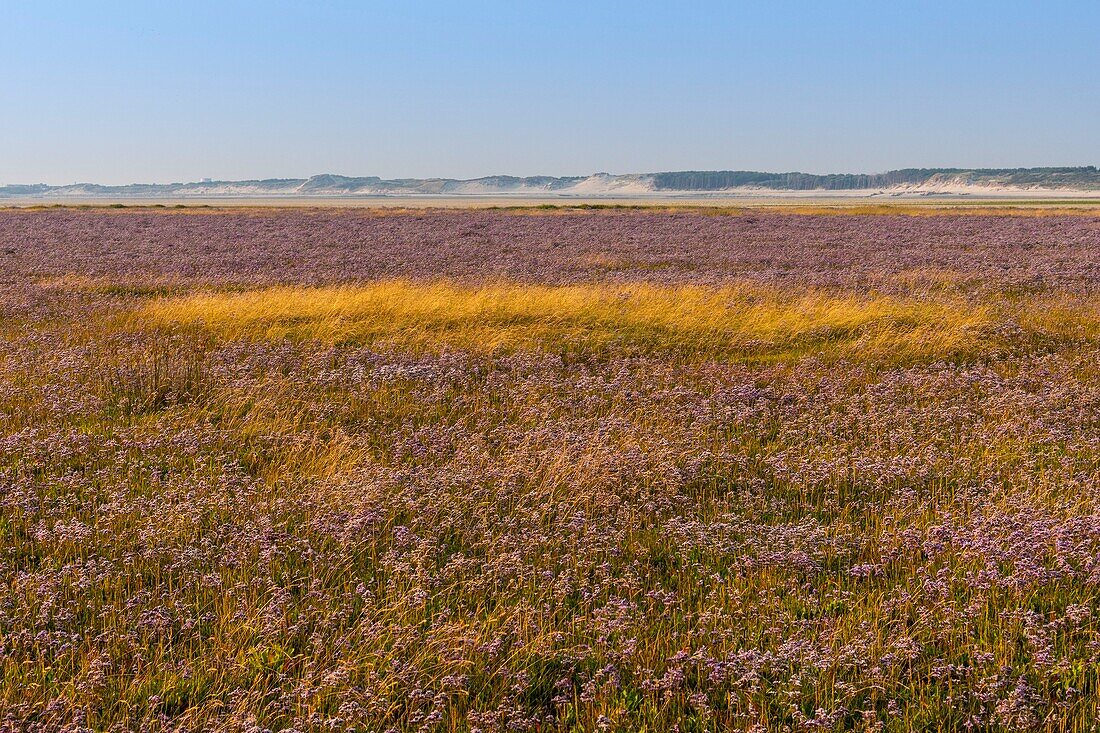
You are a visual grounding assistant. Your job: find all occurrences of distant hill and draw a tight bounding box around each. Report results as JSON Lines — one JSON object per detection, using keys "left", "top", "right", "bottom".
{"left": 651, "top": 167, "right": 1100, "bottom": 191}
{"left": 2, "top": 167, "right": 1098, "bottom": 198}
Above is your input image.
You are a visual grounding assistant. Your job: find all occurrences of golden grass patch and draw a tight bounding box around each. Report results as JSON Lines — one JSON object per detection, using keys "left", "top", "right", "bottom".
{"left": 140, "top": 281, "right": 1006, "bottom": 362}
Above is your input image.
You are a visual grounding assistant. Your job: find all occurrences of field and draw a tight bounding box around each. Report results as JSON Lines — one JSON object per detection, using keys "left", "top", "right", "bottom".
{"left": 5, "top": 206, "right": 1100, "bottom": 731}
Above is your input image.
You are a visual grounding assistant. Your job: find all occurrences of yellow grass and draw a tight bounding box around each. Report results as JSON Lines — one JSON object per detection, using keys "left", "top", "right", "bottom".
{"left": 10, "top": 202, "right": 1100, "bottom": 217}
{"left": 141, "top": 281, "right": 1003, "bottom": 362}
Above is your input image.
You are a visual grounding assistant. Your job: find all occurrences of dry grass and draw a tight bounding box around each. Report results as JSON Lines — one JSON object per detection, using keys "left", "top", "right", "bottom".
{"left": 8, "top": 202, "right": 1100, "bottom": 217}
{"left": 141, "top": 281, "right": 1004, "bottom": 363}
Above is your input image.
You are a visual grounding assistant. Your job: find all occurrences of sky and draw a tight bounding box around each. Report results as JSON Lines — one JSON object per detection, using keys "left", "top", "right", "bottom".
{"left": 3, "top": 1, "right": 1098, "bottom": 185}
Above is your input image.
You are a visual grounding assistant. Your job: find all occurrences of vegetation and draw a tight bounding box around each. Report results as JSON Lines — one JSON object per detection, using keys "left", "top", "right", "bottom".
{"left": 652, "top": 166, "right": 1100, "bottom": 191}
{"left": 3, "top": 208, "right": 1100, "bottom": 730}
{"left": 4, "top": 167, "right": 1099, "bottom": 200}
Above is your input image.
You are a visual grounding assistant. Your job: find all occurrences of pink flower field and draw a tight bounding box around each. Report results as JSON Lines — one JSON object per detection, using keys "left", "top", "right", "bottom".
{"left": 3, "top": 206, "right": 1100, "bottom": 731}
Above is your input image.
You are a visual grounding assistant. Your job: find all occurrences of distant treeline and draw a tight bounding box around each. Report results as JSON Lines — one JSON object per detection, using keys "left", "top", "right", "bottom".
{"left": 4, "top": 167, "right": 1098, "bottom": 198}
{"left": 652, "top": 167, "right": 1100, "bottom": 191}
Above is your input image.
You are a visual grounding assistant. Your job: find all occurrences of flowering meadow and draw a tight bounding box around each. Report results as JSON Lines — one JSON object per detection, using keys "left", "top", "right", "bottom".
{"left": 5, "top": 206, "right": 1100, "bottom": 732}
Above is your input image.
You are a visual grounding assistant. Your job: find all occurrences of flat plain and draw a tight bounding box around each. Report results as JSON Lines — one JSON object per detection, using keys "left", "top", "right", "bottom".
{"left": 4, "top": 205, "right": 1100, "bottom": 731}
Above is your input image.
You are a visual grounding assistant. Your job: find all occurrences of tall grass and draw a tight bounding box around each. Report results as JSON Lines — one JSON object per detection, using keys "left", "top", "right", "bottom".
{"left": 142, "top": 281, "right": 1004, "bottom": 362}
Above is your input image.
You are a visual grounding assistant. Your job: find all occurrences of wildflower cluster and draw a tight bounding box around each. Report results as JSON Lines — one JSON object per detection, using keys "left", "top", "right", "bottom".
{"left": 2, "top": 208, "right": 1100, "bottom": 731}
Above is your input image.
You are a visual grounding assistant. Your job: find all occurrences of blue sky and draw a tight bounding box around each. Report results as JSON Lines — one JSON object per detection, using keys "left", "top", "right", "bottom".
{"left": 3, "top": 1, "right": 1098, "bottom": 184}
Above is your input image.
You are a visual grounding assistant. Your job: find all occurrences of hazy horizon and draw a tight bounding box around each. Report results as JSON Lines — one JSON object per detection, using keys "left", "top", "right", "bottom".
{"left": 4, "top": 1, "right": 1098, "bottom": 186}
{"left": 6, "top": 166, "right": 1100, "bottom": 191}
